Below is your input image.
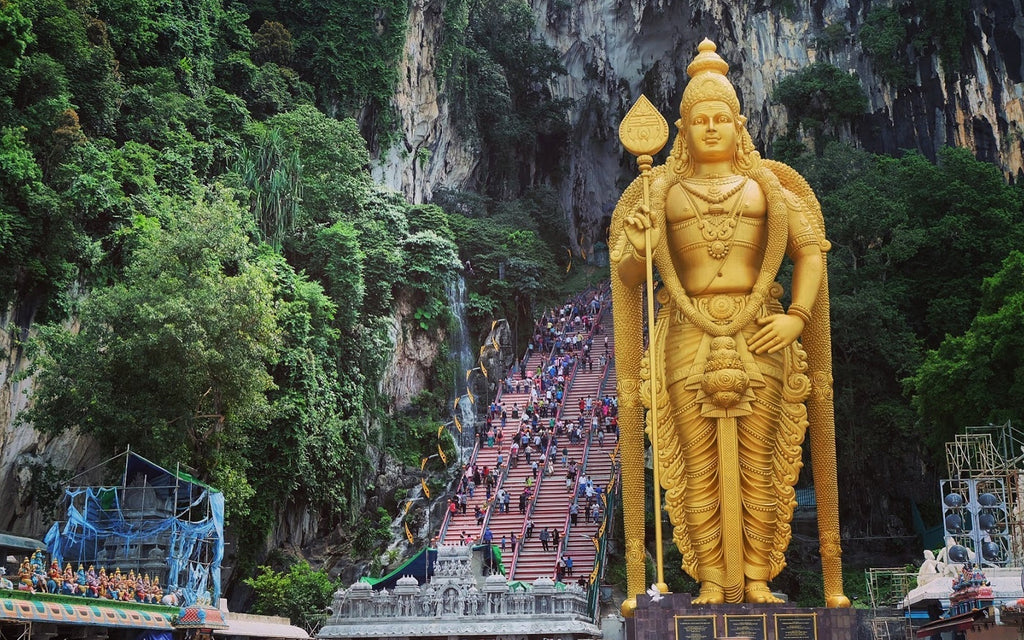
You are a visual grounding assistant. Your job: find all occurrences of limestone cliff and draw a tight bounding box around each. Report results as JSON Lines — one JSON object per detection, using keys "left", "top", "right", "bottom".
{"left": 375, "top": 0, "right": 1024, "bottom": 253}
{"left": 0, "top": 312, "right": 106, "bottom": 536}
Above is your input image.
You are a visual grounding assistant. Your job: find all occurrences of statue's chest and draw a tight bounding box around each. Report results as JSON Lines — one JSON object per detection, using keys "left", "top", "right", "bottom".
{"left": 665, "top": 180, "right": 766, "bottom": 222}
{"left": 664, "top": 180, "right": 767, "bottom": 260}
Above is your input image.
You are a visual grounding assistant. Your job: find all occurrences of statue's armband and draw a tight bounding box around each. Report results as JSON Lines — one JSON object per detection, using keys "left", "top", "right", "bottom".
{"left": 786, "top": 197, "right": 822, "bottom": 255}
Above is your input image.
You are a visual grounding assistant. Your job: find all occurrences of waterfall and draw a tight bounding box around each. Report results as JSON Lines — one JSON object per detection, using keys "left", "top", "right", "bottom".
{"left": 446, "top": 275, "right": 477, "bottom": 456}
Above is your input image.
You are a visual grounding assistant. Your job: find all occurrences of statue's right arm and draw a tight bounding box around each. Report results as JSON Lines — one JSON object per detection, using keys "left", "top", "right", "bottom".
{"left": 615, "top": 204, "right": 661, "bottom": 288}
{"left": 615, "top": 234, "right": 646, "bottom": 288}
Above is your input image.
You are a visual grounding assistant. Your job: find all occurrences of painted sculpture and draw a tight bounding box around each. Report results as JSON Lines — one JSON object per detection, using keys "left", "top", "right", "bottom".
{"left": 611, "top": 39, "right": 849, "bottom": 612}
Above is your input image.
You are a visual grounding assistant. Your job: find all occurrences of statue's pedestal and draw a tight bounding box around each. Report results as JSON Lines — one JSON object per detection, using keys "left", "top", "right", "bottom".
{"left": 626, "top": 594, "right": 868, "bottom": 640}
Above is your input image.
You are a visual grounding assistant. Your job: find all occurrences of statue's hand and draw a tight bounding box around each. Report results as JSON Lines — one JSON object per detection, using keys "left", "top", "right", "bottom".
{"left": 623, "top": 204, "right": 661, "bottom": 259}
{"left": 749, "top": 314, "right": 804, "bottom": 354}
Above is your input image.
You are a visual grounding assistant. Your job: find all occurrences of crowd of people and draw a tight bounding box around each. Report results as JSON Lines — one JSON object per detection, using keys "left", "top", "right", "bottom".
{"left": 442, "top": 289, "right": 619, "bottom": 584}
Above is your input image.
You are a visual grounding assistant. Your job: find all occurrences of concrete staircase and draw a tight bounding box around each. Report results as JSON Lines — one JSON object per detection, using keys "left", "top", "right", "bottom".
{"left": 438, "top": 294, "right": 621, "bottom": 587}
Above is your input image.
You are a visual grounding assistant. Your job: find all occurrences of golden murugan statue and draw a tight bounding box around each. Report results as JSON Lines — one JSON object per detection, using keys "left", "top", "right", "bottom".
{"left": 611, "top": 39, "right": 849, "bottom": 611}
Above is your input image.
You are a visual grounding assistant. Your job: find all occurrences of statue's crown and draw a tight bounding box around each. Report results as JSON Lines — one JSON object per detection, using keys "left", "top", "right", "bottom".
{"left": 686, "top": 39, "right": 729, "bottom": 79}
{"left": 680, "top": 39, "right": 740, "bottom": 119}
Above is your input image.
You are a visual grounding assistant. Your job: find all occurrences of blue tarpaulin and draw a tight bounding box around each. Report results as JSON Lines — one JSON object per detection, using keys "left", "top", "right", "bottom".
{"left": 44, "top": 452, "right": 224, "bottom": 607}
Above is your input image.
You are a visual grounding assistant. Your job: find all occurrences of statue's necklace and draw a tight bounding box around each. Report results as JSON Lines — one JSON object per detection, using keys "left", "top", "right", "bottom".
{"left": 680, "top": 177, "right": 749, "bottom": 260}
{"left": 680, "top": 174, "right": 748, "bottom": 207}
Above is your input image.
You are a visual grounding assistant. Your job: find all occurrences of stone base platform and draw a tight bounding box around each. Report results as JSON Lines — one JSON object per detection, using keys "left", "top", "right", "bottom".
{"left": 627, "top": 594, "right": 871, "bottom": 640}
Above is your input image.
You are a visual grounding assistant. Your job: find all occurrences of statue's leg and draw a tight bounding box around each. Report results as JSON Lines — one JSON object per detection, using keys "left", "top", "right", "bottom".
{"left": 738, "top": 392, "right": 785, "bottom": 604}
{"left": 667, "top": 382, "right": 727, "bottom": 603}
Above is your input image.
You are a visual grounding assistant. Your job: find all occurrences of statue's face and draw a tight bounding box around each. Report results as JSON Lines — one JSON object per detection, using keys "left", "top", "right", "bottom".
{"left": 685, "top": 100, "right": 737, "bottom": 164}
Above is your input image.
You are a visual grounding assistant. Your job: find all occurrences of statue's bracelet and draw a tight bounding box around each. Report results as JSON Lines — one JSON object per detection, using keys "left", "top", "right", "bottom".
{"left": 787, "top": 303, "right": 812, "bottom": 324}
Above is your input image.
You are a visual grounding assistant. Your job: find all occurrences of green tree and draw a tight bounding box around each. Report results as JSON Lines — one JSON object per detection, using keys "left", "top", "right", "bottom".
{"left": 0, "top": 0, "right": 34, "bottom": 69}
{"left": 23, "top": 186, "right": 278, "bottom": 518}
{"left": 267, "top": 105, "right": 369, "bottom": 224}
{"left": 909, "top": 251, "right": 1024, "bottom": 452}
{"left": 280, "top": 0, "right": 407, "bottom": 145}
{"left": 235, "top": 124, "right": 301, "bottom": 248}
{"left": 773, "top": 62, "right": 867, "bottom": 154}
{"left": 859, "top": 6, "right": 911, "bottom": 87}
{"left": 0, "top": 126, "right": 74, "bottom": 319}
{"left": 245, "top": 561, "right": 336, "bottom": 626}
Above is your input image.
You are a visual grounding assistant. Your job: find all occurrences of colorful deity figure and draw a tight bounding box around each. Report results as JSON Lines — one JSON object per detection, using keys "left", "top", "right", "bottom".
{"left": 17, "top": 558, "right": 34, "bottom": 592}
{"left": 151, "top": 576, "right": 163, "bottom": 604}
{"left": 61, "top": 563, "right": 76, "bottom": 595}
{"left": 108, "top": 568, "right": 122, "bottom": 601}
{"left": 47, "top": 560, "right": 63, "bottom": 594}
{"left": 98, "top": 567, "right": 109, "bottom": 599}
{"left": 125, "top": 569, "right": 137, "bottom": 602}
{"left": 29, "top": 553, "right": 47, "bottom": 593}
{"left": 76, "top": 564, "right": 88, "bottom": 595}
{"left": 135, "top": 572, "right": 148, "bottom": 603}
{"left": 120, "top": 569, "right": 134, "bottom": 601}
{"left": 86, "top": 565, "right": 99, "bottom": 597}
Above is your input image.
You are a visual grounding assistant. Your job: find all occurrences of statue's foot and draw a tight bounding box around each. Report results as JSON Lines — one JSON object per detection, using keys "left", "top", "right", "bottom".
{"left": 744, "top": 581, "right": 783, "bottom": 604}
{"left": 825, "top": 593, "right": 851, "bottom": 608}
{"left": 693, "top": 584, "right": 725, "bottom": 604}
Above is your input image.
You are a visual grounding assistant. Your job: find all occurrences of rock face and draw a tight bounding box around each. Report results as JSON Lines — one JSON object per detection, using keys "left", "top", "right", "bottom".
{"left": 371, "top": 0, "right": 480, "bottom": 204}
{"left": 0, "top": 312, "right": 105, "bottom": 536}
{"left": 373, "top": 0, "right": 1024, "bottom": 252}
{"left": 381, "top": 290, "right": 445, "bottom": 410}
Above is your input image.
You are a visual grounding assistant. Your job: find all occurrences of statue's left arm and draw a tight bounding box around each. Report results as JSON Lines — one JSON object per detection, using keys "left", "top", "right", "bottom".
{"left": 749, "top": 196, "right": 823, "bottom": 354}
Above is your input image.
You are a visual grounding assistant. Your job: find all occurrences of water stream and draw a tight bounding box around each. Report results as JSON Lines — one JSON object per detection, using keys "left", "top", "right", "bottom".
{"left": 446, "top": 275, "right": 477, "bottom": 456}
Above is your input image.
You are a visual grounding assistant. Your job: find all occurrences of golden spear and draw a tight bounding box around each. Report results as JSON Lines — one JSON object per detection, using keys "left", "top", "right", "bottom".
{"left": 618, "top": 95, "right": 670, "bottom": 596}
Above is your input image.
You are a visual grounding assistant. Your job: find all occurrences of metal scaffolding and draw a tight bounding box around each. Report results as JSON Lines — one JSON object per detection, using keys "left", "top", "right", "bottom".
{"left": 866, "top": 567, "right": 917, "bottom": 609}
{"left": 871, "top": 616, "right": 913, "bottom": 640}
{"left": 943, "top": 422, "right": 1024, "bottom": 566}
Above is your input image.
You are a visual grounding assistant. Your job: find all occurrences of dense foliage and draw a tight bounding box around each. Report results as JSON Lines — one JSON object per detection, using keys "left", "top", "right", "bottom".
{"left": 1, "top": 0, "right": 576, "bottom": 585}
{"left": 773, "top": 62, "right": 867, "bottom": 154}
{"left": 0, "top": 0, "right": 473, "bottom": 575}
{"left": 245, "top": 560, "right": 337, "bottom": 627}
{"left": 779, "top": 142, "right": 1024, "bottom": 536}
{"left": 858, "top": 0, "right": 971, "bottom": 85}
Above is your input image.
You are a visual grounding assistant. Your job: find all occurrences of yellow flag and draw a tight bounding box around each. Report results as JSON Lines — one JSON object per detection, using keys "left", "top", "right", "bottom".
{"left": 480, "top": 360, "right": 488, "bottom": 378}
{"left": 437, "top": 424, "right": 444, "bottom": 439}
{"left": 467, "top": 388, "right": 475, "bottom": 404}
{"left": 453, "top": 396, "right": 460, "bottom": 411}
{"left": 421, "top": 457, "right": 428, "bottom": 470}
{"left": 404, "top": 500, "right": 411, "bottom": 514}
{"left": 454, "top": 414, "right": 462, "bottom": 433}
{"left": 466, "top": 368, "right": 472, "bottom": 382}
{"left": 438, "top": 442, "right": 448, "bottom": 465}
{"left": 422, "top": 478, "right": 430, "bottom": 499}
{"left": 405, "top": 522, "right": 414, "bottom": 544}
